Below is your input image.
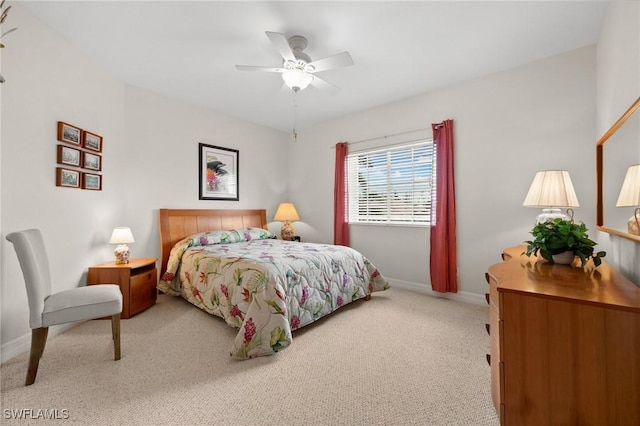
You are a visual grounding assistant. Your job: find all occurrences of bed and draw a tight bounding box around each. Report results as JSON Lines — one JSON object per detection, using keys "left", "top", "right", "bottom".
{"left": 157, "top": 208, "right": 389, "bottom": 359}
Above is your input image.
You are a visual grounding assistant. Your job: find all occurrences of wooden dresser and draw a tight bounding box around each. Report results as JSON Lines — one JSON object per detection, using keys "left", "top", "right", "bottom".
{"left": 485, "top": 245, "right": 640, "bottom": 425}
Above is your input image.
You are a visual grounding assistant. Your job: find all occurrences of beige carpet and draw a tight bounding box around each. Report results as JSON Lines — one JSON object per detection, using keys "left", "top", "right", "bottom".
{"left": 1, "top": 287, "right": 499, "bottom": 425}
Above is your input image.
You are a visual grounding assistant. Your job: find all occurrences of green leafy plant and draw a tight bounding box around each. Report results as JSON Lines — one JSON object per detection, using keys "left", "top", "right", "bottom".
{"left": 523, "top": 218, "right": 606, "bottom": 267}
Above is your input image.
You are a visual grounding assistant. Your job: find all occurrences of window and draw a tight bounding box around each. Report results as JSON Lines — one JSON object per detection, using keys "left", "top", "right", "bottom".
{"left": 346, "top": 139, "right": 435, "bottom": 226}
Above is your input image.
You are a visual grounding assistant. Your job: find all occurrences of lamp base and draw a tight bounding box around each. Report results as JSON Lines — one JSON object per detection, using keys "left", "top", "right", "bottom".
{"left": 535, "top": 208, "right": 573, "bottom": 224}
{"left": 114, "top": 244, "right": 130, "bottom": 264}
{"left": 280, "top": 221, "right": 295, "bottom": 241}
{"left": 627, "top": 209, "right": 640, "bottom": 235}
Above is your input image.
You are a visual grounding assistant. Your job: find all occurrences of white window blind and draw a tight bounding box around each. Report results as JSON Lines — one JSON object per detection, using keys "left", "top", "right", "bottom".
{"left": 346, "top": 139, "right": 435, "bottom": 226}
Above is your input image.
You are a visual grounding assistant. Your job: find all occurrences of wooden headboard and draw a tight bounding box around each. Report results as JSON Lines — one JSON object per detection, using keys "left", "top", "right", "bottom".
{"left": 158, "top": 209, "right": 268, "bottom": 274}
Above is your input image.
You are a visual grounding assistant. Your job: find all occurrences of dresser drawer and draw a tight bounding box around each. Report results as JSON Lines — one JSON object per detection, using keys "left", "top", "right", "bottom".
{"left": 486, "top": 273, "right": 501, "bottom": 313}
{"left": 490, "top": 340, "right": 502, "bottom": 415}
{"left": 129, "top": 267, "right": 157, "bottom": 316}
{"left": 489, "top": 291, "right": 503, "bottom": 415}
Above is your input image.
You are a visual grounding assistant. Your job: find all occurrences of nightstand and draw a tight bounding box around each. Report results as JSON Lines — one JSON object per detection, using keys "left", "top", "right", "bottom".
{"left": 88, "top": 258, "right": 158, "bottom": 319}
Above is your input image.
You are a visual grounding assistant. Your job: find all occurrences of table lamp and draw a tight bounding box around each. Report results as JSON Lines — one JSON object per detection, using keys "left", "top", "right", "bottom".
{"left": 523, "top": 170, "right": 579, "bottom": 224}
{"left": 109, "top": 227, "right": 135, "bottom": 264}
{"left": 274, "top": 202, "right": 300, "bottom": 241}
{"left": 616, "top": 164, "right": 640, "bottom": 235}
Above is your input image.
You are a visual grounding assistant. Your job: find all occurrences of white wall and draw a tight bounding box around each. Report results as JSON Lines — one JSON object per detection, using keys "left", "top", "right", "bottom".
{"left": 596, "top": 1, "right": 640, "bottom": 284}
{"left": 1, "top": 4, "right": 127, "bottom": 351}
{"left": 0, "top": 4, "right": 288, "bottom": 356}
{"left": 121, "top": 86, "right": 290, "bottom": 261}
{"left": 290, "top": 46, "right": 597, "bottom": 297}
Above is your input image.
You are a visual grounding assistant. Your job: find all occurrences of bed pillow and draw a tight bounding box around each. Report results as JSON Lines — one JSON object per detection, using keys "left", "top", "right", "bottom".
{"left": 188, "top": 227, "right": 276, "bottom": 247}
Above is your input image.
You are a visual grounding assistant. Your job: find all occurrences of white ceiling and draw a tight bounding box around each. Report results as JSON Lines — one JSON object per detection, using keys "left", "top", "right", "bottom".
{"left": 22, "top": 1, "right": 608, "bottom": 133}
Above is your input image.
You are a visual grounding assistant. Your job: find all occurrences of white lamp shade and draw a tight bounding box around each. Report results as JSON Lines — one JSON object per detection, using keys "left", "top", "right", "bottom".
{"left": 523, "top": 170, "right": 580, "bottom": 208}
{"left": 616, "top": 165, "right": 640, "bottom": 207}
{"left": 282, "top": 69, "right": 313, "bottom": 91}
{"left": 109, "top": 227, "right": 135, "bottom": 244}
{"left": 274, "top": 203, "right": 300, "bottom": 222}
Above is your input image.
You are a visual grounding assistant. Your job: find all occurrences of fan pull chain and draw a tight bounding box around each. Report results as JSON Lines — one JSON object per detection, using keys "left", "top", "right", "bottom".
{"left": 292, "top": 95, "right": 298, "bottom": 142}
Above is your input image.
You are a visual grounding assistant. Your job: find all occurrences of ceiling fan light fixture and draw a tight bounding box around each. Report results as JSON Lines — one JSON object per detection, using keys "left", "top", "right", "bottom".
{"left": 282, "top": 69, "right": 313, "bottom": 91}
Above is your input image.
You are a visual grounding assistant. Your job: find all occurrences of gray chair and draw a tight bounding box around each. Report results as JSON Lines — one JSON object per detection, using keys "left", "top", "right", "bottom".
{"left": 6, "top": 229, "right": 123, "bottom": 386}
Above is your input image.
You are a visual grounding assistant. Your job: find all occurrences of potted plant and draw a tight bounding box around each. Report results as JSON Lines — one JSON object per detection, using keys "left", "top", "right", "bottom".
{"left": 523, "top": 218, "right": 607, "bottom": 267}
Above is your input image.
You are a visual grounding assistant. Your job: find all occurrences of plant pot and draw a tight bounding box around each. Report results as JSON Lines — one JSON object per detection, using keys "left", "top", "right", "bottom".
{"left": 552, "top": 251, "right": 575, "bottom": 265}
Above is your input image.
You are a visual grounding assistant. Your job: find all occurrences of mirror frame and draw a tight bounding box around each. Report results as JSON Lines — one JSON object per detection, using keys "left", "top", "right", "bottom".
{"left": 596, "top": 96, "right": 640, "bottom": 242}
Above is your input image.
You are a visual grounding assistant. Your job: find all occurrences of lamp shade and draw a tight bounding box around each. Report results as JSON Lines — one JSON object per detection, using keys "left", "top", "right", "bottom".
{"left": 616, "top": 165, "right": 640, "bottom": 207}
{"left": 274, "top": 203, "right": 300, "bottom": 222}
{"left": 523, "top": 170, "right": 580, "bottom": 208}
{"left": 282, "top": 69, "right": 313, "bottom": 91}
{"left": 109, "top": 227, "right": 135, "bottom": 244}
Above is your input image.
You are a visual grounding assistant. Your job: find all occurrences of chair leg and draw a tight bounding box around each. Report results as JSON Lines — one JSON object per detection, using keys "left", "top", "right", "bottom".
{"left": 111, "top": 314, "right": 121, "bottom": 361}
{"left": 26, "top": 327, "right": 48, "bottom": 386}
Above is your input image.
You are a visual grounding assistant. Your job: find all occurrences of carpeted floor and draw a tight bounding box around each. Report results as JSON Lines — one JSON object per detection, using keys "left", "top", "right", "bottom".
{"left": 1, "top": 287, "right": 499, "bottom": 425}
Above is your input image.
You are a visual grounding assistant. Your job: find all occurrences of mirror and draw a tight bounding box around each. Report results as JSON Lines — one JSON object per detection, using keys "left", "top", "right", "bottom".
{"left": 596, "top": 96, "right": 640, "bottom": 242}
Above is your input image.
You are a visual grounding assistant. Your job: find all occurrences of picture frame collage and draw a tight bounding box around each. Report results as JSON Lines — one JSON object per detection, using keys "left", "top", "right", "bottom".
{"left": 56, "top": 121, "right": 103, "bottom": 190}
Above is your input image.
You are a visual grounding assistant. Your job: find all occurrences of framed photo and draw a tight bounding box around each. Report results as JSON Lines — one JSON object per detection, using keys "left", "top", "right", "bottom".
{"left": 57, "top": 145, "right": 82, "bottom": 167}
{"left": 56, "top": 167, "right": 80, "bottom": 188}
{"left": 198, "top": 143, "right": 239, "bottom": 201}
{"left": 83, "top": 131, "right": 103, "bottom": 152}
{"left": 82, "top": 172, "right": 102, "bottom": 191}
{"left": 57, "top": 122, "right": 82, "bottom": 146}
{"left": 82, "top": 151, "right": 102, "bottom": 171}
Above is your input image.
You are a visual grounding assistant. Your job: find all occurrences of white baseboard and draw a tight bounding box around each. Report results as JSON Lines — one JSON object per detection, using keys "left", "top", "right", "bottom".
{"left": 1, "top": 323, "right": 76, "bottom": 363}
{"left": 387, "top": 278, "right": 487, "bottom": 306}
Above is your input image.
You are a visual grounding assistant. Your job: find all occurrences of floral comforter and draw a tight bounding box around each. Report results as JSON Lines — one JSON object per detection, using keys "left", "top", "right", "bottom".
{"left": 158, "top": 228, "right": 389, "bottom": 359}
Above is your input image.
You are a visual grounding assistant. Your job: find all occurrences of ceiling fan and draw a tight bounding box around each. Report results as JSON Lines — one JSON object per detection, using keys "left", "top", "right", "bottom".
{"left": 235, "top": 31, "right": 354, "bottom": 92}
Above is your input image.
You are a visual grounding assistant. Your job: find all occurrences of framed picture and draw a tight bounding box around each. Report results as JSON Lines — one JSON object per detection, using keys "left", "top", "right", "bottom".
{"left": 82, "top": 151, "right": 102, "bottom": 171}
{"left": 83, "top": 131, "right": 103, "bottom": 152}
{"left": 198, "top": 143, "right": 239, "bottom": 201}
{"left": 57, "top": 145, "right": 82, "bottom": 167}
{"left": 57, "top": 122, "right": 82, "bottom": 146}
{"left": 56, "top": 167, "right": 80, "bottom": 188}
{"left": 82, "top": 172, "right": 102, "bottom": 190}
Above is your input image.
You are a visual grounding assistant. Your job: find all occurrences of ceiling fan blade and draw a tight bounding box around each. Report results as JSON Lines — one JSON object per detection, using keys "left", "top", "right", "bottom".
{"left": 265, "top": 31, "right": 296, "bottom": 63}
{"left": 235, "top": 65, "right": 283, "bottom": 73}
{"left": 307, "top": 51, "right": 354, "bottom": 73}
{"left": 309, "top": 75, "right": 340, "bottom": 91}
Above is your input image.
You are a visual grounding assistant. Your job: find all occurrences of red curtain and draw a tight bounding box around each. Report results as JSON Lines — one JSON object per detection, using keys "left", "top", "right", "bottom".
{"left": 334, "top": 142, "right": 350, "bottom": 246}
{"left": 430, "top": 120, "right": 458, "bottom": 293}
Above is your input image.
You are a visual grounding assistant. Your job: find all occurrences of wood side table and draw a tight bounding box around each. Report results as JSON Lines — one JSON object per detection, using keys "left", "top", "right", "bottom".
{"left": 88, "top": 258, "right": 158, "bottom": 319}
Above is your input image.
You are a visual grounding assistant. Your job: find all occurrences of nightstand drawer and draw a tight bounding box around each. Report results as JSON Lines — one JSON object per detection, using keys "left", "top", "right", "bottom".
{"left": 129, "top": 267, "right": 157, "bottom": 316}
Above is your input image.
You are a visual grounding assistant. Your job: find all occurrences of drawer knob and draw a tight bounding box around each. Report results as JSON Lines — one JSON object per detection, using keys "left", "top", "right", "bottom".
{"left": 485, "top": 293, "right": 490, "bottom": 304}
{"left": 486, "top": 354, "right": 491, "bottom": 366}
{"left": 485, "top": 323, "right": 490, "bottom": 335}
